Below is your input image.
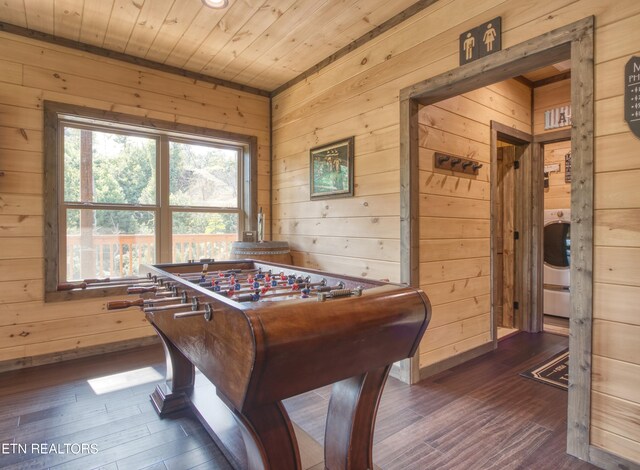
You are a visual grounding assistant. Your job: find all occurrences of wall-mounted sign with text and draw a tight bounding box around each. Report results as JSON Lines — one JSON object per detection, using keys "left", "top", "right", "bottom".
{"left": 625, "top": 56, "right": 640, "bottom": 139}
{"left": 459, "top": 17, "right": 502, "bottom": 66}
{"left": 544, "top": 105, "right": 572, "bottom": 130}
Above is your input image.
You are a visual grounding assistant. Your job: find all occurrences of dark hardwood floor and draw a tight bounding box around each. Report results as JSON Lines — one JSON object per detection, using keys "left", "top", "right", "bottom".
{"left": 0, "top": 333, "right": 595, "bottom": 469}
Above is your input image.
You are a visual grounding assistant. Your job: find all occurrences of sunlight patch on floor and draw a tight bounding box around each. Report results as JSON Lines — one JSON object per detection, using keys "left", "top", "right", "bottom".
{"left": 87, "top": 366, "right": 163, "bottom": 395}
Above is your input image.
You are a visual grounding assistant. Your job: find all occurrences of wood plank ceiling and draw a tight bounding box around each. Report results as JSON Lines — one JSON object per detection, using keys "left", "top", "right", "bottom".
{"left": 0, "top": 0, "right": 420, "bottom": 92}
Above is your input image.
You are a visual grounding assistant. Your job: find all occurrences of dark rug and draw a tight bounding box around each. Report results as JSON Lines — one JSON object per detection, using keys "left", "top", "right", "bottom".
{"left": 520, "top": 349, "right": 569, "bottom": 390}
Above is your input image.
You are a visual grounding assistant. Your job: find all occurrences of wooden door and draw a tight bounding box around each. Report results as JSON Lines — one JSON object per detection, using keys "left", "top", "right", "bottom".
{"left": 496, "top": 145, "right": 517, "bottom": 328}
{"left": 513, "top": 143, "right": 536, "bottom": 332}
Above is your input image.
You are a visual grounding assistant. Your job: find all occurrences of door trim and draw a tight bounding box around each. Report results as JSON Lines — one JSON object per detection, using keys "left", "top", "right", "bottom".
{"left": 400, "top": 17, "right": 594, "bottom": 462}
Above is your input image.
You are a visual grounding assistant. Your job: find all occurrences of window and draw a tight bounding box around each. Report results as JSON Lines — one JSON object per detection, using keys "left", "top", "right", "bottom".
{"left": 45, "top": 102, "right": 257, "bottom": 300}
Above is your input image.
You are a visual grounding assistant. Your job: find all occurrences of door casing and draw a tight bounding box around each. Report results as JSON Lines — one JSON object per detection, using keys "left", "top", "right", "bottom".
{"left": 399, "top": 16, "right": 594, "bottom": 462}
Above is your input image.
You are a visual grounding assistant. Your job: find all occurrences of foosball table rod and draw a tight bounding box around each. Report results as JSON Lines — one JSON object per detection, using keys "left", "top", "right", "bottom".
{"left": 217, "top": 279, "right": 326, "bottom": 296}
{"left": 106, "top": 292, "right": 189, "bottom": 310}
{"left": 233, "top": 283, "right": 348, "bottom": 302}
{"left": 318, "top": 287, "right": 363, "bottom": 302}
{"left": 178, "top": 267, "right": 258, "bottom": 277}
{"left": 127, "top": 284, "right": 177, "bottom": 295}
{"left": 144, "top": 297, "right": 200, "bottom": 313}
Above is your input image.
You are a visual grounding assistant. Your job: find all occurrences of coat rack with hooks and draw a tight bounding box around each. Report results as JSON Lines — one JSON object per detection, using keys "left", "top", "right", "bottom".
{"left": 434, "top": 152, "right": 483, "bottom": 175}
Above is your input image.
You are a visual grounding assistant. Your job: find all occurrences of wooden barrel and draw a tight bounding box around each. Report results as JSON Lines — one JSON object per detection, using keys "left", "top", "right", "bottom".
{"left": 230, "top": 241, "right": 293, "bottom": 265}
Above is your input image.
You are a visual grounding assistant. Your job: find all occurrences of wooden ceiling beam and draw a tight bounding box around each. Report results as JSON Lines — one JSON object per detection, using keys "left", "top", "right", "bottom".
{"left": 513, "top": 75, "right": 535, "bottom": 88}
{"left": 532, "top": 70, "right": 571, "bottom": 88}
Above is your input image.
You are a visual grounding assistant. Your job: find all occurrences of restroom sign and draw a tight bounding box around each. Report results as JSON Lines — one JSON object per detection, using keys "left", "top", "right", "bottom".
{"left": 460, "top": 17, "right": 502, "bottom": 66}
{"left": 625, "top": 56, "right": 640, "bottom": 139}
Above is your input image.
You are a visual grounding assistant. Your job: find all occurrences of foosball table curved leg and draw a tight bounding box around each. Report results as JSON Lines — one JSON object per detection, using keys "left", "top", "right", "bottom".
{"left": 233, "top": 401, "right": 302, "bottom": 470}
{"left": 150, "top": 324, "right": 195, "bottom": 417}
{"left": 324, "top": 365, "right": 392, "bottom": 470}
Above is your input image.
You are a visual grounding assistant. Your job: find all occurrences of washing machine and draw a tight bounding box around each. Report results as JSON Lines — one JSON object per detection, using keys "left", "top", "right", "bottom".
{"left": 543, "top": 209, "right": 571, "bottom": 318}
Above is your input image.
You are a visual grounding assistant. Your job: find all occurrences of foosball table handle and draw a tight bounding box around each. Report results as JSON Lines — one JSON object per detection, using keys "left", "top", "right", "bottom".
{"left": 128, "top": 286, "right": 158, "bottom": 294}
{"left": 84, "top": 277, "right": 111, "bottom": 284}
{"left": 106, "top": 299, "right": 145, "bottom": 310}
{"left": 57, "top": 282, "right": 88, "bottom": 291}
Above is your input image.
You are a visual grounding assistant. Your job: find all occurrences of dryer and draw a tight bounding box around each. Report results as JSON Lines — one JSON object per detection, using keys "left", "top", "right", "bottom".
{"left": 543, "top": 209, "right": 571, "bottom": 318}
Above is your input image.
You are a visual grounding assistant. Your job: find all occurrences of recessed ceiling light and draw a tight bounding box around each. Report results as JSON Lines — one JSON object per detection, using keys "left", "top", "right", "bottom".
{"left": 202, "top": 0, "right": 228, "bottom": 8}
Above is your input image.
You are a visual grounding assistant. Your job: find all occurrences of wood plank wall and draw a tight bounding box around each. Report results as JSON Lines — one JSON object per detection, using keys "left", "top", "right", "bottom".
{"left": 542, "top": 140, "right": 571, "bottom": 210}
{"left": 534, "top": 78, "right": 572, "bottom": 210}
{"left": 591, "top": 10, "right": 640, "bottom": 464}
{"left": 0, "top": 32, "right": 270, "bottom": 371}
{"left": 417, "top": 79, "right": 531, "bottom": 367}
{"left": 533, "top": 79, "right": 571, "bottom": 135}
{"left": 271, "top": 0, "right": 640, "bottom": 463}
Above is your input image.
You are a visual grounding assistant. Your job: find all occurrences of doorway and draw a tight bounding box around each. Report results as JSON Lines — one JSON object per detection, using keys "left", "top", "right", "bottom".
{"left": 537, "top": 133, "right": 572, "bottom": 336}
{"left": 491, "top": 121, "right": 570, "bottom": 341}
{"left": 495, "top": 142, "right": 519, "bottom": 336}
{"left": 492, "top": 129, "right": 535, "bottom": 339}
{"left": 400, "top": 17, "right": 594, "bottom": 461}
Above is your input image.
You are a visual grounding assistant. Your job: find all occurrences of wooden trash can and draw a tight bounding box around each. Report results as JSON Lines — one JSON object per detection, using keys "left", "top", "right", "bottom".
{"left": 230, "top": 241, "right": 293, "bottom": 265}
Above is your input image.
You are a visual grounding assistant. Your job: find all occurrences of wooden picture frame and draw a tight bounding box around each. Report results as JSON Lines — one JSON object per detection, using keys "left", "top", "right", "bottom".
{"left": 310, "top": 137, "right": 354, "bottom": 200}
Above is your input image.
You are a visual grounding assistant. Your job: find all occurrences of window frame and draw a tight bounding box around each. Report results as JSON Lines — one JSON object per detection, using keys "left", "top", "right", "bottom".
{"left": 44, "top": 101, "right": 258, "bottom": 302}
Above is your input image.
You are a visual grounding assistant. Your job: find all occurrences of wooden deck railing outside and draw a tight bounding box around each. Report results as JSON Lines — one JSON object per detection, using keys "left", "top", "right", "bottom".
{"left": 66, "top": 233, "right": 237, "bottom": 279}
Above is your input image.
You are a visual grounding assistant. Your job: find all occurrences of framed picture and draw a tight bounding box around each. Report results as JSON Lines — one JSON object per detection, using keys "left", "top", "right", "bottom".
{"left": 310, "top": 137, "right": 354, "bottom": 200}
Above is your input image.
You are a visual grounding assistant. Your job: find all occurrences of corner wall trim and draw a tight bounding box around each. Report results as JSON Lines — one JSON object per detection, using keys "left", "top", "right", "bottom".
{"left": 0, "top": 22, "right": 270, "bottom": 98}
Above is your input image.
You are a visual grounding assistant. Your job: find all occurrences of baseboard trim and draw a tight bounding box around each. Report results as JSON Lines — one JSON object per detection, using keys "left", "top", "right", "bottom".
{"left": 588, "top": 444, "right": 639, "bottom": 470}
{"left": 418, "top": 341, "right": 495, "bottom": 381}
{"left": 0, "top": 336, "right": 160, "bottom": 374}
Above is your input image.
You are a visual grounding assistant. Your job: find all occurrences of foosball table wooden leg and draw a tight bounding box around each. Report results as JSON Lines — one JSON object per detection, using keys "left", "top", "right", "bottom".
{"left": 234, "top": 401, "right": 302, "bottom": 470}
{"left": 324, "top": 365, "right": 392, "bottom": 470}
{"left": 150, "top": 325, "right": 195, "bottom": 417}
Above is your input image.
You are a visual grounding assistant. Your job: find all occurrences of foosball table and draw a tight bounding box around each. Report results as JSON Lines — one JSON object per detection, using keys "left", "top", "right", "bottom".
{"left": 106, "top": 260, "right": 431, "bottom": 470}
